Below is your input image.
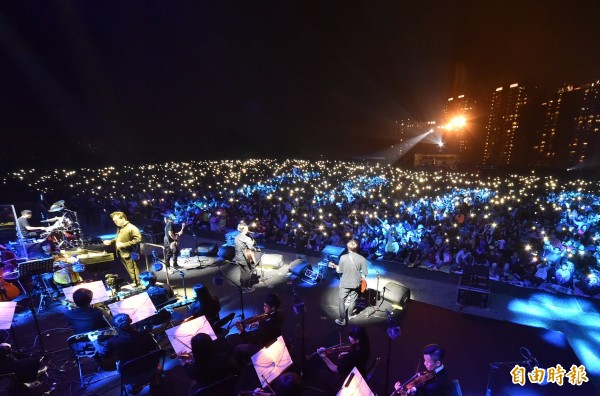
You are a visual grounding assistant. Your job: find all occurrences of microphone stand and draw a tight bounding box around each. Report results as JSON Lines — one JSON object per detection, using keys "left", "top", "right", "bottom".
{"left": 179, "top": 270, "right": 188, "bottom": 300}
{"left": 217, "top": 262, "right": 247, "bottom": 320}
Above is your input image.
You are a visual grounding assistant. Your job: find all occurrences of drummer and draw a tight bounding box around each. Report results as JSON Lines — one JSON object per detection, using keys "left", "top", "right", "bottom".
{"left": 17, "top": 210, "right": 46, "bottom": 238}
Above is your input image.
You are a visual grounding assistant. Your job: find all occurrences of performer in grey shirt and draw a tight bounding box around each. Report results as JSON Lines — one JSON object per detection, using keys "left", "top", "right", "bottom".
{"left": 234, "top": 222, "right": 257, "bottom": 293}
{"left": 335, "top": 239, "right": 368, "bottom": 326}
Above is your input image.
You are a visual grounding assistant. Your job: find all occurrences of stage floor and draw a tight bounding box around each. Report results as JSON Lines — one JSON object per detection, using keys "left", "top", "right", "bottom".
{"left": 5, "top": 232, "right": 600, "bottom": 395}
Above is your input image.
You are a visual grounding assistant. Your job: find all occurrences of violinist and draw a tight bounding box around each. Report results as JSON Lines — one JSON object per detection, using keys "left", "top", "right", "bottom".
{"left": 63, "top": 288, "right": 111, "bottom": 335}
{"left": 393, "top": 344, "right": 449, "bottom": 396}
{"left": 317, "top": 325, "right": 370, "bottom": 393}
{"left": 229, "top": 293, "right": 284, "bottom": 366}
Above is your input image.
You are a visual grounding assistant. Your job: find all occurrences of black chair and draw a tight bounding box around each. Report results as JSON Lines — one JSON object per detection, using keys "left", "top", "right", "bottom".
{"left": 449, "top": 378, "right": 463, "bottom": 396}
{"left": 67, "top": 332, "right": 97, "bottom": 386}
{"left": 0, "top": 373, "right": 17, "bottom": 394}
{"left": 188, "top": 375, "right": 238, "bottom": 396}
{"left": 119, "top": 348, "right": 166, "bottom": 396}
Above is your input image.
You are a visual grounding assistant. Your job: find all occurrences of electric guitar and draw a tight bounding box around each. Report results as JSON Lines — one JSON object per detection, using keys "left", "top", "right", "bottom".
{"left": 327, "top": 261, "right": 367, "bottom": 293}
{"left": 169, "top": 222, "right": 186, "bottom": 250}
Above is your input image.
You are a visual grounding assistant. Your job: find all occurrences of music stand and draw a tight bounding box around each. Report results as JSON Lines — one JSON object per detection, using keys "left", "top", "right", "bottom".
{"left": 18, "top": 258, "right": 54, "bottom": 278}
{"left": 165, "top": 315, "right": 217, "bottom": 356}
{"left": 17, "top": 258, "right": 54, "bottom": 353}
{"left": 337, "top": 367, "right": 374, "bottom": 396}
{"left": 108, "top": 292, "right": 156, "bottom": 324}
{"left": 251, "top": 335, "right": 293, "bottom": 389}
{"left": 63, "top": 280, "right": 110, "bottom": 304}
{"left": 0, "top": 301, "right": 17, "bottom": 330}
{"left": 0, "top": 301, "right": 21, "bottom": 353}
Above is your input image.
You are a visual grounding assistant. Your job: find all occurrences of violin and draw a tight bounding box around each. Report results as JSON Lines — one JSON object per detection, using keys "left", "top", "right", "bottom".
{"left": 391, "top": 370, "right": 436, "bottom": 396}
{"left": 235, "top": 311, "right": 274, "bottom": 329}
{"left": 306, "top": 344, "right": 352, "bottom": 360}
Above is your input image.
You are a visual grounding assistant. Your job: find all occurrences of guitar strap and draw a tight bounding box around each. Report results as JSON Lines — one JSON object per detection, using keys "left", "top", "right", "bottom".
{"left": 349, "top": 253, "right": 360, "bottom": 273}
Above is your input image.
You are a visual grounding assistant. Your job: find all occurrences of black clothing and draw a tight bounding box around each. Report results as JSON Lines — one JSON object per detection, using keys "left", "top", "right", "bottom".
{"left": 188, "top": 296, "right": 221, "bottom": 324}
{"left": 184, "top": 352, "right": 235, "bottom": 388}
{"left": 164, "top": 220, "right": 180, "bottom": 268}
{"left": 64, "top": 306, "right": 108, "bottom": 334}
{"left": 145, "top": 284, "right": 172, "bottom": 307}
{"left": 240, "top": 311, "right": 284, "bottom": 348}
{"left": 337, "top": 344, "right": 369, "bottom": 379}
{"left": 0, "top": 353, "right": 41, "bottom": 383}
{"left": 101, "top": 329, "right": 158, "bottom": 364}
{"left": 416, "top": 367, "right": 450, "bottom": 396}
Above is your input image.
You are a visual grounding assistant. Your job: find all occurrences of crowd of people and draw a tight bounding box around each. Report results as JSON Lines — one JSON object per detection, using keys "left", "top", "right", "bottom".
{"left": 4, "top": 159, "right": 600, "bottom": 297}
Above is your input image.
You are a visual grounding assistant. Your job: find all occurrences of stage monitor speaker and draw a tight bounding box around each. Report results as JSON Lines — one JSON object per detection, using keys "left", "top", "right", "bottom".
{"left": 463, "top": 265, "right": 489, "bottom": 278}
{"left": 197, "top": 242, "right": 218, "bottom": 257}
{"left": 382, "top": 282, "right": 411, "bottom": 308}
{"left": 321, "top": 245, "right": 346, "bottom": 264}
{"left": 217, "top": 245, "right": 235, "bottom": 261}
{"left": 261, "top": 253, "right": 283, "bottom": 269}
{"left": 289, "top": 259, "right": 311, "bottom": 277}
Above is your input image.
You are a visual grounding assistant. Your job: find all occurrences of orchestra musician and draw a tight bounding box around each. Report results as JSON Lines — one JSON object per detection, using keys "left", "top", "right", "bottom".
{"left": 335, "top": 239, "right": 368, "bottom": 326}
{"left": 97, "top": 313, "right": 159, "bottom": 373}
{"left": 228, "top": 293, "right": 284, "bottom": 367}
{"left": 317, "top": 325, "right": 370, "bottom": 393}
{"left": 393, "top": 344, "right": 450, "bottom": 396}
{"left": 184, "top": 333, "right": 237, "bottom": 392}
{"left": 63, "top": 288, "right": 111, "bottom": 334}
{"left": 0, "top": 342, "right": 47, "bottom": 390}
{"left": 139, "top": 271, "right": 174, "bottom": 307}
{"left": 187, "top": 283, "right": 221, "bottom": 324}
{"left": 17, "top": 209, "right": 46, "bottom": 238}
{"left": 103, "top": 211, "right": 142, "bottom": 286}
{"left": 234, "top": 221, "right": 257, "bottom": 293}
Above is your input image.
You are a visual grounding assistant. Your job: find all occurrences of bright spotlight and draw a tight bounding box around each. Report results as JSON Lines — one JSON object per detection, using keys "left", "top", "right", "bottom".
{"left": 448, "top": 115, "right": 466, "bottom": 130}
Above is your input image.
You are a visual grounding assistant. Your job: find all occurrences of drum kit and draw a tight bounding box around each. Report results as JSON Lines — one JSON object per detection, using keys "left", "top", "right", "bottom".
{"left": 40, "top": 200, "right": 84, "bottom": 249}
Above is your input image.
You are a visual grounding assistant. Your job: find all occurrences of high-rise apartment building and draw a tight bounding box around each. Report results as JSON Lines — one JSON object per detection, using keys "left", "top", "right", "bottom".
{"left": 442, "top": 95, "right": 474, "bottom": 161}
{"left": 532, "top": 81, "right": 600, "bottom": 169}
{"left": 482, "top": 83, "right": 530, "bottom": 167}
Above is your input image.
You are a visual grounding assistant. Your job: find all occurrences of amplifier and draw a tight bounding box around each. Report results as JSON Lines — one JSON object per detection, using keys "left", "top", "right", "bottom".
{"left": 261, "top": 253, "right": 284, "bottom": 269}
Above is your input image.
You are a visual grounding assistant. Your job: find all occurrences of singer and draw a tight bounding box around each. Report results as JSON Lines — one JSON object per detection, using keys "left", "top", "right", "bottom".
{"left": 335, "top": 239, "right": 368, "bottom": 326}
{"left": 393, "top": 344, "right": 449, "bottom": 396}
{"left": 234, "top": 221, "right": 257, "bottom": 293}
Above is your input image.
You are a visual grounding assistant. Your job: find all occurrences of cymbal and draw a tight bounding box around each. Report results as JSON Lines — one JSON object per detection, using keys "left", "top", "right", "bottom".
{"left": 49, "top": 200, "right": 65, "bottom": 212}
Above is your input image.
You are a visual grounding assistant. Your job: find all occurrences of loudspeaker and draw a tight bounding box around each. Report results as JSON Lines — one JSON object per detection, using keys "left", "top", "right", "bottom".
{"left": 456, "top": 288, "right": 489, "bottom": 308}
{"left": 382, "top": 282, "right": 411, "bottom": 308}
{"left": 217, "top": 245, "right": 235, "bottom": 261}
{"left": 197, "top": 242, "right": 218, "bottom": 257}
{"left": 321, "top": 245, "right": 346, "bottom": 264}
{"left": 289, "top": 259, "right": 311, "bottom": 277}
{"left": 261, "top": 253, "right": 283, "bottom": 269}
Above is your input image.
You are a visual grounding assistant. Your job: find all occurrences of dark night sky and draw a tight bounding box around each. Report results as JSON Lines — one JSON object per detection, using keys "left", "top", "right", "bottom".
{"left": 1, "top": 1, "right": 599, "bottom": 169}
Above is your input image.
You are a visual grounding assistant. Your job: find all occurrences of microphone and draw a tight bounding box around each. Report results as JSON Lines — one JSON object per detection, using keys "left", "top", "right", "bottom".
{"left": 386, "top": 309, "right": 401, "bottom": 340}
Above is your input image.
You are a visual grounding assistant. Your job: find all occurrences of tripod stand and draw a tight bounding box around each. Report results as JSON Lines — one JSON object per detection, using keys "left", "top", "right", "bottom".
{"left": 367, "top": 271, "right": 386, "bottom": 318}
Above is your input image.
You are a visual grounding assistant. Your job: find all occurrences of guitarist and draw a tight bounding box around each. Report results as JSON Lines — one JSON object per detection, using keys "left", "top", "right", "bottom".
{"left": 164, "top": 214, "right": 185, "bottom": 273}
{"left": 234, "top": 222, "right": 257, "bottom": 293}
{"left": 333, "top": 239, "right": 368, "bottom": 326}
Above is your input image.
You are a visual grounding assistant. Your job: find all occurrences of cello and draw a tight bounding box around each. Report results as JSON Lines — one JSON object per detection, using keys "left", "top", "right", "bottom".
{"left": 0, "top": 246, "right": 20, "bottom": 301}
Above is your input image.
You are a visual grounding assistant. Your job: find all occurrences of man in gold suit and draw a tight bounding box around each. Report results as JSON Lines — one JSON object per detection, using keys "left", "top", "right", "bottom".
{"left": 103, "top": 211, "right": 142, "bottom": 286}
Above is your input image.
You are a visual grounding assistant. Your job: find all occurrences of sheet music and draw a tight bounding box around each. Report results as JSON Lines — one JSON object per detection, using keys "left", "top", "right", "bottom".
{"left": 108, "top": 292, "right": 156, "bottom": 324}
{"left": 336, "top": 367, "right": 374, "bottom": 396}
{"left": 0, "top": 302, "right": 17, "bottom": 330}
{"left": 63, "top": 281, "right": 110, "bottom": 304}
{"left": 252, "top": 335, "right": 293, "bottom": 388}
{"left": 165, "top": 315, "right": 217, "bottom": 356}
